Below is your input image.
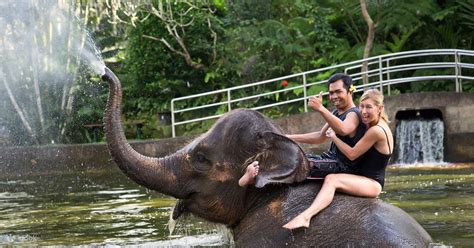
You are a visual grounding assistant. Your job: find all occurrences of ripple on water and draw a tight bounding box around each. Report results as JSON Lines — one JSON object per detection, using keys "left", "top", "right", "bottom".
{"left": 96, "top": 189, "right": 140, "bottom": 195}
{"left": 0, "top": 234, "right": 37, "bottom": 243}
{"left": 0, "top": 180, "right": 36, "bottom": 185}
{"left": 106, "top": 234, "right": 230, "bottom": 247}
{"left": 91, "top": 203, "right": 148, "bottom": 215}
{"left": 119, "top": 194, "right": 146, "bottom": 199}
{"left": 0, "top": 192, "right": 32, "bottom": 199}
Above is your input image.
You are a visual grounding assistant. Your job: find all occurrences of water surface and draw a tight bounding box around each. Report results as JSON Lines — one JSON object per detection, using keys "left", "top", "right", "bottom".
{"left": 382, "top": 163, "right": 474, "bottom": 247}
{"left": 0, "top": 163, "right": 472, "bottom": 247}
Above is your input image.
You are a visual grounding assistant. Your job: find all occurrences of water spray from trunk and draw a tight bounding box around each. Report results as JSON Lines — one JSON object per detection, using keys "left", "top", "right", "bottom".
{"left": 0, "top": 0, "right": 105, "bottom": 145}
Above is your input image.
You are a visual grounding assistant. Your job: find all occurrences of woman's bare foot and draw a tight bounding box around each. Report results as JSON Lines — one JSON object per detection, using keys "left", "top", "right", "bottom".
{"left": 282, "top": 213, "right": 311, "bottom": 229}
{"left": 238, "top": 161, "right": 259, "bottom": 187}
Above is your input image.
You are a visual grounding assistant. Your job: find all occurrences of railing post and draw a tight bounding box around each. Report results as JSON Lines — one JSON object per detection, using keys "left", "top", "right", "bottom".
{"left": 303, "top": 74, "right": 308, "bottom": 112}
{"left": 378, "top": 57, "right": 383, "bottom": 92}
{"left": 171, "top": 100, "right": 176, "bottom": 138}
{"left": 455, "top": 50, "right": 462, "bottom": 92}
{"left": 386, "top": 59, "right": 391, "bottom": 96}
{"left": 227, "top": 89, "right": 232, "bottom": 111}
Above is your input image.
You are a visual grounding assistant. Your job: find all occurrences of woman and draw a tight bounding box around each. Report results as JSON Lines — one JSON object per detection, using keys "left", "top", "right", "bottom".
{"left": 282, "top": 89, "right": 393, "bottom": 229}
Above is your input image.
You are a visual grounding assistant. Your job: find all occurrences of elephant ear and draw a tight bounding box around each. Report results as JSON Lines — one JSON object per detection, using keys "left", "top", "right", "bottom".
{"left": 252, "top": 131, "right": 309, "bottom": 188}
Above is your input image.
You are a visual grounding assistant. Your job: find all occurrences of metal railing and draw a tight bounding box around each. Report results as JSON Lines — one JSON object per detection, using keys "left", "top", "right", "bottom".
{"left": 171, "top": 49, "right": 474, "bottom": 137}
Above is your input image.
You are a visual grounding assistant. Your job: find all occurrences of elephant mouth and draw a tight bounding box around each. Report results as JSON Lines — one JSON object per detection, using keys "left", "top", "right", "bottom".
{"left": 172, "top": 191, "right": 197, "bottom": 220}
{"left": 172, "top": 199, "right": 188, "bottom": 220}
{"left": 184, "top": 191, "right": 197, "bottom": 201}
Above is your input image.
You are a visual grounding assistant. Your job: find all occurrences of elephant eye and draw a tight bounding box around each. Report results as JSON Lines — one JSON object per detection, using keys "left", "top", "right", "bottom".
{"left": 194, "top": 152, "right": 208, "bottom": 163}
{"left": 191, "top": 152, "right": 211, "bottom": 172}
{"left": 256, "top": 132, "right": 266, "bottom": 147}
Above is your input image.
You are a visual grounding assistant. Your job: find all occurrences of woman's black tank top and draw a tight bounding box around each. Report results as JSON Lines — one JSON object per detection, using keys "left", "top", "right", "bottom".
{"left": 358, "top": 125, "right": 392, "bottom": 188}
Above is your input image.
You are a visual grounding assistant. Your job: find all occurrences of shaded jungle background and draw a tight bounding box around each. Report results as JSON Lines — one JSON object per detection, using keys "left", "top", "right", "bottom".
{"left": 0, "top": 0, "right": 473, "bottom": 145}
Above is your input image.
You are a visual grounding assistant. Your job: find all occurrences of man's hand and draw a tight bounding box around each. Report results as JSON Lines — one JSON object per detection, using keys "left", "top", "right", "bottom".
{"left": 326, "top": 127, "right": 336, "bottom": 139}
{"left": 308, "top": 91, "right": 324, "bottom": 112}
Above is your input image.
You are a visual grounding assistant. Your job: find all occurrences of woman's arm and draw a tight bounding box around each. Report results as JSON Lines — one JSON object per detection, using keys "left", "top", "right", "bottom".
{"left": 326, "top": 127, "right": 380, "bottom": 161}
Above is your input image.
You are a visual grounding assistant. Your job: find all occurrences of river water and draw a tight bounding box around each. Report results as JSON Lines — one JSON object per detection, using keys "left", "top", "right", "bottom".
{"left": 0, "top": 163, "right": 472, "bottom": 247}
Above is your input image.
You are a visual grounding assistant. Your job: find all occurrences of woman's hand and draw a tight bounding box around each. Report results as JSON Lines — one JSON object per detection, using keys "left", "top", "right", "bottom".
{"left": 326, "top": 127, "right": 336, "bottom": 139}
{"left": 308, "top": 91, "right": 324, "bottom": 112}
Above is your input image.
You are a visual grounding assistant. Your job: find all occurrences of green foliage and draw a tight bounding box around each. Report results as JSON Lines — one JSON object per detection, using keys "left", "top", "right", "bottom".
{"left": 224, "top": 2, "right": 343, "bottom": 81}
{"left": 121, "top": 1, "right": 226, "bottom": 137}
{"left": 49, "top": 0, "right": 474, "bottom": 142}
{"left": 384, "top": 24, "right": 421, "bottom": 53}
{"left": 378, "top": 1, "right": 438, "bottom": 36}
{"left": 458, "top": 0, "right": 474, "bottom": 30}
{"left": 114, "top": 0, "right": 474, "bottom": 139}
{"left": 410, "top": 69, "right": 457, "bottom": 92}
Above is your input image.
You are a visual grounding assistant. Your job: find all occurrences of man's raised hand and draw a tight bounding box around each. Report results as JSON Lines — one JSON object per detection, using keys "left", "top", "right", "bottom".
{"left": 308, "top": 91, "right": 324, "bottom": 112}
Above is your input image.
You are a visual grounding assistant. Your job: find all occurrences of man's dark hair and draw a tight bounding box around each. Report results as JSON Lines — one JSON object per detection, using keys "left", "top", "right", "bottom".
{"left": 327, "top": 73, "right": 353, "bottom": 91}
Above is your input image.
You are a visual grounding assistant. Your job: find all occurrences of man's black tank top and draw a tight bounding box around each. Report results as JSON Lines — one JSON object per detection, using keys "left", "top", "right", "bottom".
{"left": 358, "top": 125, "right": 392, "bottom": 188}
{"left": 323, "top": 107, "right": 366, "bottom": 168}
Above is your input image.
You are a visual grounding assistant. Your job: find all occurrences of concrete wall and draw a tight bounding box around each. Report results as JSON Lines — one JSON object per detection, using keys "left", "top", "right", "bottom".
{"left": 1, "top": 92, "right": 473, "bottom": 172}
{"left": 0, "top": 136, "right": 195, "bottom": 174}
{"left": 384, "top": 92, "right": 474, "bottom": 162}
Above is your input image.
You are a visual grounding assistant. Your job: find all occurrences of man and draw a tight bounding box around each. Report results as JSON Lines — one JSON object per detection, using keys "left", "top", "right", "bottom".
{"left": 287, "top": 73, "right": 366, "bottom": 178}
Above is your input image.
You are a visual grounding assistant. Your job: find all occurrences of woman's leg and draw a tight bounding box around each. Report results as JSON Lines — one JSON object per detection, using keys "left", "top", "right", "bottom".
{"left": 282, "top": 173, "right": 381, "bottom": 229}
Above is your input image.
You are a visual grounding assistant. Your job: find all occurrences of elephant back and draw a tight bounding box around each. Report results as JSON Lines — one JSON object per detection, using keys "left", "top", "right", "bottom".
{"left": 235, "top": 182, "right": 432, "bottom": 247}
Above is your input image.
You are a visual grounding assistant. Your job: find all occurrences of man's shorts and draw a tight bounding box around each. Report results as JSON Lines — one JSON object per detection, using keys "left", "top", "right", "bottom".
{"left": 306, "top": 154, "right": 358, "bottom": 179}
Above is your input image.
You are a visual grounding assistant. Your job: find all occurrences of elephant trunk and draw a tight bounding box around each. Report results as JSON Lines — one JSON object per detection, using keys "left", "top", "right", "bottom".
{"left": 102, "top": 67, "right": 185, "bottom": 198}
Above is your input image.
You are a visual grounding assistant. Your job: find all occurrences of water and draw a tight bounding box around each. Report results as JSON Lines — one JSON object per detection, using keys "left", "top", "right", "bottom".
{"left": 0, "top": 163, "right": 472, "bottom": 247}
{"left": 382, "top": 164, "right": 474, "bottom": 247}
{"left": 395, "top": 118, "right": 445, "bottom": 164}
{"left": 0, "top": 165, "right": 230, "bottom": 247}
{"left": 0, "top": 0, "right": 105, "bottom": 145}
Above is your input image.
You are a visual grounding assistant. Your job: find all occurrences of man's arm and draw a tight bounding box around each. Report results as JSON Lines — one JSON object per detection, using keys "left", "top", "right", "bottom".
{"left": 287, "top": 123, "right": 330, "bottom": 144}
{"left": 317, "top": 109, "right": 360, "bottom": 136}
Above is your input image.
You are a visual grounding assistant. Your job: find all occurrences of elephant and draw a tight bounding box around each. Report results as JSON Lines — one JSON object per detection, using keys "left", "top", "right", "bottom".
{"left": 102, "top": 67, "right": 432, "bottom": 247}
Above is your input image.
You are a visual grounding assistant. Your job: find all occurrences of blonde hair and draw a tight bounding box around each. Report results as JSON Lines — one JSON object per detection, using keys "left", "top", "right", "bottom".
{"left": 360, "top": 89, "right": 390, "bottom": 123}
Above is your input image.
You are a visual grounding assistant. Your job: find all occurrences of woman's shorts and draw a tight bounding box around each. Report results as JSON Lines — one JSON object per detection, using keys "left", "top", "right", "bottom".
{"left": 306, "top": 154, "right": 358, "bottom": 179}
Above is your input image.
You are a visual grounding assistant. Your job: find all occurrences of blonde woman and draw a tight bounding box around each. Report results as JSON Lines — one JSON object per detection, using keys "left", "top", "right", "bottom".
{"left": 282, "top": 89, "right": 393, "bottom": 229}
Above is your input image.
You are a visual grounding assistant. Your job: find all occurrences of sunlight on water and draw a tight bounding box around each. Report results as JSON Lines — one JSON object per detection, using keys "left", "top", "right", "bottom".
{"left": 128, "top": 233, "right": 230, "bottom": 247}
{"left": 0, "top": 234, "right": 37, "bottom": 243}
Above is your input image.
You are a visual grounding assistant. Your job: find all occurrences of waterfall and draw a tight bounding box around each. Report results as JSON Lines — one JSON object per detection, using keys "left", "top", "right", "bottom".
{"left": 395, "top": 118, "right": 444, "bottom": 164}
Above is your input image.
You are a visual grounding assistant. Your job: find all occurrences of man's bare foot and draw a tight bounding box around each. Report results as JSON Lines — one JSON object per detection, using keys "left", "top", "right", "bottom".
{"left": 282, "top": 213, "right": 311, "bottom": 229}
{"left": 238, "top": 161, "right": 259, "bottom": 187}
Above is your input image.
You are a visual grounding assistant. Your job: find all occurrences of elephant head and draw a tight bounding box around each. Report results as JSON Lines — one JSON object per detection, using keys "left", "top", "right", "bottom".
{"left": 102, "top": 67, "right": 309, "bottom": 226}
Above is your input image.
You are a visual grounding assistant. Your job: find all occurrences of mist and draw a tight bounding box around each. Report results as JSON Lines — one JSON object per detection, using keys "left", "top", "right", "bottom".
{"left": 0, "top": 0, "right": 105, "bottom": 146}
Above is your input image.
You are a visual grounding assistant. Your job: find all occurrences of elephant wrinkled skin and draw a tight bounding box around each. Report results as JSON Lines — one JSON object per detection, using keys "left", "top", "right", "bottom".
{"left": 102, "top": 67, "right": 432, "bottom": 247}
